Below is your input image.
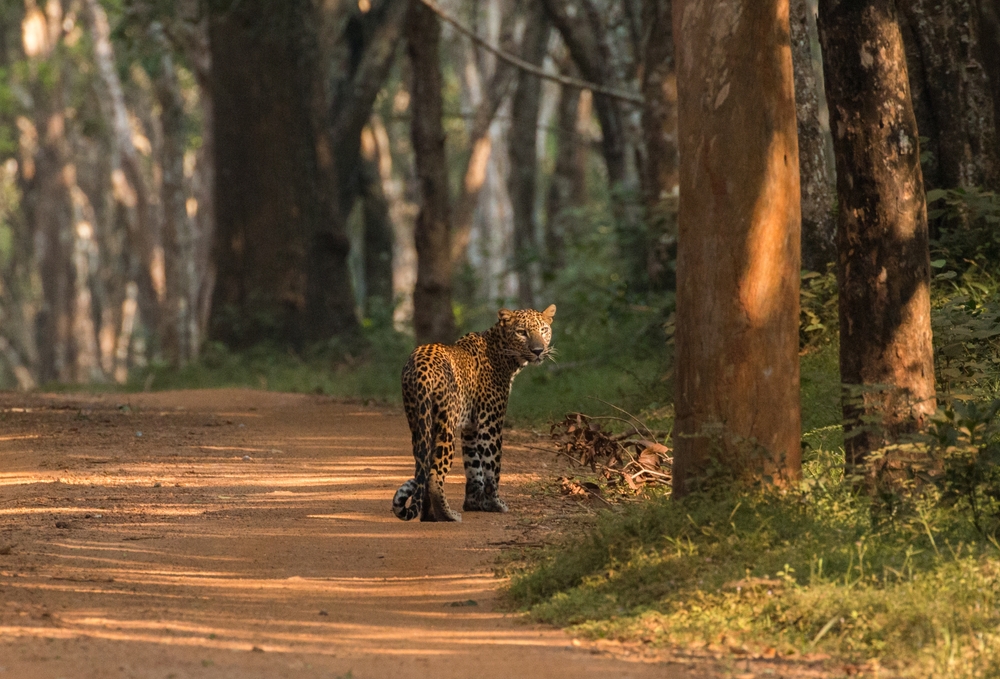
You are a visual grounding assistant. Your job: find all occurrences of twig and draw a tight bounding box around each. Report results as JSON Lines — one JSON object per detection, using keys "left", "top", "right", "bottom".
{"left": 417, "top": 0, "right": 645, "bottom": 106}
{"left": 587, "top": 397, "right": 658, "bottom": 440}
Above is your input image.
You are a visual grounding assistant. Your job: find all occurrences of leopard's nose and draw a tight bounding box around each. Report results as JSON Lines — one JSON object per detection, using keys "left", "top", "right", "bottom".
{"left": 531, "top": 347, "right": 543, "bottom": 357}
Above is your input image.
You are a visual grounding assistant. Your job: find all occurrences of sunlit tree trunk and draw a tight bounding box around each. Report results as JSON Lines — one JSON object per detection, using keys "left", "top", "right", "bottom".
{"left": 408, "top": 0, "right": 455, "bottom": 344}
{"left": 897, "top": 0, "right": 1000, "bottom": 192}
{"left": 85, "top": 0, "right": 164, "bottom": 349}
{"left": 508, "top": 4, "right": 548, "bottom": 309}
{"left": 818, "top": 0, "right": 936, "bottom": 473}
{"left": 154, "top": 42, "right": 197, "bottom": 367}
{"left": 673, "top": 0, "right": 803, "bottom": 496}
{"left": 450, "top": 10, "right": 518, "bottom": 267}
{"left": 791, "top": 0, "right": 837, "bottom": 271}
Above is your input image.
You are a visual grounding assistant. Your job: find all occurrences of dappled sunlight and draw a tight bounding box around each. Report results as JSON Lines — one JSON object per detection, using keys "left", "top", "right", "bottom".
{"left": 0, "top": 392, "right": 595, "bottom": 673}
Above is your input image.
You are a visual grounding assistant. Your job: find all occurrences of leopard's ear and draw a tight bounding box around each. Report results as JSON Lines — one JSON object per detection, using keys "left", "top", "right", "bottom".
{"left": 541, "top": 304, "right": 556, "bottom": 323}
{"left": 498, "top": 308, "right": 514, "bottom": 325}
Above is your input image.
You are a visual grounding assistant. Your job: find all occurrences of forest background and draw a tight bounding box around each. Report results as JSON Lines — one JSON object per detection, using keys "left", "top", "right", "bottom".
{"left": 7, "top": 0, "right": 1000, "bottom": 675}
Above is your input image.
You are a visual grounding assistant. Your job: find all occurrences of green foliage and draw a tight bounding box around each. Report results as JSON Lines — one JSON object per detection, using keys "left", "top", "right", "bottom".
{"left": 932, "top": 269, "right": 1000, "bottom": 396}
{"left": 927, "top": 400, "right": 1000, "bottom": 536}
{"left": 799, "top": 266, "right": 838, "bottom": 350}
{"left": 928, "top": 186, "right": 1000, "bottom": 273}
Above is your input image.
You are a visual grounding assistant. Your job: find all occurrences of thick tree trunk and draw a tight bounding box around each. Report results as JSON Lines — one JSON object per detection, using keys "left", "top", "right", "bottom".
{"left": 897, "top": 0, "right": 1000, "bottom": 192}
{"left": 507, "top": 5, "right": 548, "bottom": 310}
{"left": 673, "top": 0, "right": 803, "bottom": 496}
{"left": 641, "top": 0, "right": 678, "bottom": 289}
{"left": 791, "top": 0, "right": 837, "bottom": 271}
{"left": 209, "top": 0, "right": 357, "bottom": 347}
{"left": 818, "top": 0, "right": 936, "bottom": 472}
{"left": 408, "top": 0, "right": 455, "bottom": 345}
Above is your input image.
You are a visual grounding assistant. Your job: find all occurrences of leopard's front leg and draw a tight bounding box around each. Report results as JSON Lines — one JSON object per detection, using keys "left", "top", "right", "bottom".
{"left": 463, "top": 408, "right": 508, "bottom": 513}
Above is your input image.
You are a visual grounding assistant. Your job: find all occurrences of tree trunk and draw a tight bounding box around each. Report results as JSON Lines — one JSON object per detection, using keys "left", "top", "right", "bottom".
{"left": 154, "top": 42, "right": 197, "bottom": 367}
{"left": 209, "top": 0, "right": 356, "bottom": 348}
{"left": 85, "top": 0, "right": 164, "bottom": 355}
{"left": 542, "top": 0, "right": 629, "bottom": 187}
{"left": 408, "top": 0, "right": 455, "bottom": 345}
{"left": 544, "top": 68, "right": 589, "bottom": 272}
{"left": 507, "top": 4, "right": 548, "bottom": 310}
{"left": 359, "top": 126, "right": 394, "bottom": 310}
{"left": 897, "top": 0, "right": 1000, "bottom": 192}
{"left": 641, "top": 0, "right": 678, "bottom": 289}
{"left": 817, "top": 0, "right": 936, "bottom": 473}
{"left": 673, "top": 0, "right": 803, "bottom": 496}
{"left": 449, "top": 12, "right": 518, "bottom": 266}
{"left": 791, "top": 0, "right": 837, "bottom": 271}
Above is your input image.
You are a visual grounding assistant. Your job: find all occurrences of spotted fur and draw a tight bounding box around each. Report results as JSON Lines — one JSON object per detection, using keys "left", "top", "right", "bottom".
{"left": 392, "top": 305, "right": 556, "bottom": 521}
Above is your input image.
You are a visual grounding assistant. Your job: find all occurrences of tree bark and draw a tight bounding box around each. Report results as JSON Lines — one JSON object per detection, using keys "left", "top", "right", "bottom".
{"left": 154, "top": 39, "right": 197, "bottom": 367}
{"left": 897, "top": 0, "right": 1000, "bottom": 192}
{"left": 507, "top": 4, "right": 549, "bottom": 310}
{"left": 408, "top": 0, "right": 456, "bottom": 345}
{"left": 209, "top": 0, "right": 359, "bottom": 347}
{"left": 85, "top": 0, "right": 164, "bottom": 353}
{"left": 544, "top": 66, "right": 589, "bottom": 272}
{"left": 817, "top": 0, "right": 936, "bottom": 472}
{"left": 791, "top": 0, "right": 837, "bottom": 271}
{"left": 359, "top": 127, "right": 395, "bottom": 310}
{"left": 673, "top": 0, "right": 803, "bottom": 496}
{"left": 640, "top": 0, "right": 678, "bottom": 289}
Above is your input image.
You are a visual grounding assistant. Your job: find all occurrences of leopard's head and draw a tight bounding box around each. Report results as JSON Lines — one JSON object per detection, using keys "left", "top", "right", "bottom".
{"left": 497, "top": 305, "right": 556, "bottom": 366}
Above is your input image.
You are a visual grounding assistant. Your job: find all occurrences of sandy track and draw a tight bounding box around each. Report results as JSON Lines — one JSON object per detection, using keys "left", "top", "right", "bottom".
{"left": 0, "top": 389, "right": 700, "bottom": 679}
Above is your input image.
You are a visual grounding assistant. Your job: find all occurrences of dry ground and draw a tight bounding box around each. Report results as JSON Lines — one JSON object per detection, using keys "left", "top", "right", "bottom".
{"left": 0, "top": 389, "right": 841, "bottom": 679}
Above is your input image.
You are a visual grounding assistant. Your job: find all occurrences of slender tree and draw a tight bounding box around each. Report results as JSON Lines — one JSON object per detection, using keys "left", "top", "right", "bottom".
{"left": 408, "top": 0, "right": 456, "bottom": 344}
{"left": 640, "top": 0, "right": 677, "bottom": 288}
{"left": 790, "top": 0, "right": 837, "bottom": 271}
{"left": 507, "top": 3, "right": 549, "bottom": 309}
{"left": 818, "top": 0, "right": 936, "bottom": 474}
{"left": 673, "top": 0, "right": 803, "bottom": 495}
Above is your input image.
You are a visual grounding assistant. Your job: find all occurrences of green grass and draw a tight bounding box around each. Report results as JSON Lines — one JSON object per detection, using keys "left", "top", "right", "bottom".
{"left": 507, "top": 450, "right": 1000, "bottom": 676}
{"left": 124, "top": 300, "right": 672, "bottom": 429}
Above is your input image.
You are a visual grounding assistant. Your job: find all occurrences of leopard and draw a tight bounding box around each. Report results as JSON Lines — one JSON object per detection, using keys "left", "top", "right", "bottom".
{"left": 392, "top": 305, "right": 556, "bottom": 522}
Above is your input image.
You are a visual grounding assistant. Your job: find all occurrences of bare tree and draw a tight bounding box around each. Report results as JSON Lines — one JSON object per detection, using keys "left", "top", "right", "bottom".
{"left": 673, "top": 0, "right": 803, "bottom": 495}
{"left": 818, "top": 0, "right": 936, "bottom": 473}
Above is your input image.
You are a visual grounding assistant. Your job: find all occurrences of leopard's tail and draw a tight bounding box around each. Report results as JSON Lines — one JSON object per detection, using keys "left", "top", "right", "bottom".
{"left": 392, "top": 478, "right": 423, "bottom": 520}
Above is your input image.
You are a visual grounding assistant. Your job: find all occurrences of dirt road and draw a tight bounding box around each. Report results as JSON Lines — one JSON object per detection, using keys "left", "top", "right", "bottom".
{"left": 0, "top": 389, "right": 704, "bottom": 679}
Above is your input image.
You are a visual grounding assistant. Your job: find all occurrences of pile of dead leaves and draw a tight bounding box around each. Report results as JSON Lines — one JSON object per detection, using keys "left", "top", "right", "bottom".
{"left": 551, "top": 412, "right": 672, "bottom": 491}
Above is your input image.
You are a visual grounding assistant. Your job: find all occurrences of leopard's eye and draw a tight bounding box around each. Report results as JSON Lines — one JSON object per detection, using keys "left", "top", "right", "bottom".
{"left": 516, "top": 329, "right": 528, "bottom": 338}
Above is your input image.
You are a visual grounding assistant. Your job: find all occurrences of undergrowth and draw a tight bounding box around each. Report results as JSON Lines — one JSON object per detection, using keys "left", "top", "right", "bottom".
{"left": 508, "top": 446, "right": 1000, "bottom": 676}
{"left": 507, "top": 188, "right": 1000, "bottom": 677}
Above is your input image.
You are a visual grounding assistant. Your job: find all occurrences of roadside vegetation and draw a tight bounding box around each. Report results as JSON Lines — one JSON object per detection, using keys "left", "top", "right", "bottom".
{"left": 505, "top": 191, "right": 1000, "bottom": 678}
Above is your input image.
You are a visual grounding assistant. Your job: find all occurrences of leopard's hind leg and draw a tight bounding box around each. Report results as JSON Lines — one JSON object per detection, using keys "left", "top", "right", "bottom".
{"left": 424, "top": 403, "right": 461, "bottom": 522}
